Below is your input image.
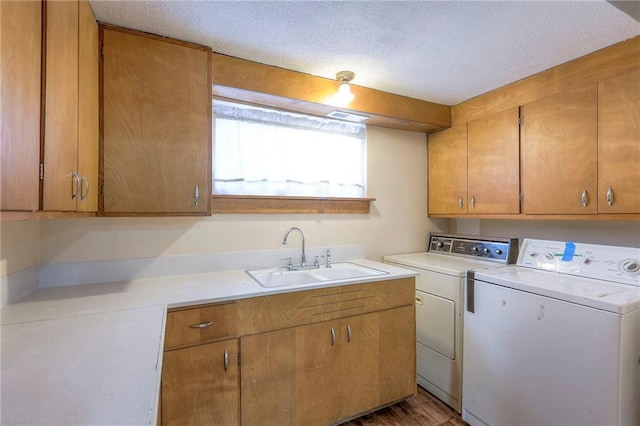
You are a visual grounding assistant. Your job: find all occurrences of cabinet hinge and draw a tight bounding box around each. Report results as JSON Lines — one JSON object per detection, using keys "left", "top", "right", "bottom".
{"left": 519, "top": 193, "right": 524, "bottom": 202}
{"left": 518, "top": 116, "right": 524, "bottom": 126}
{"left": 39, "top": 163, "right": 44, "bottom": 180}
{"left": 237, "top": 351, "right": 241, "bottom": 366}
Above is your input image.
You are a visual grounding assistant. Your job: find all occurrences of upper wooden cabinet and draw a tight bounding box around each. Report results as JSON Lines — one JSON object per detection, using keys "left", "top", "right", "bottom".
{"left": 427, "top": 125, "right": 468, "bottom": 215}
{"left": 597, "top": 69, "right": 640, "bottom": 214}
{"left": 427, "top": 107, "right": 520, "bottom": 216}
{"left": 42, "top": 0, "right": 98, "bottom": 212}
{"left": 0, "top": 1, "right": 42, "bottom": 211}
{"left": 101, "top": 26, "right": 211, "bottom": 215}
{"left": 521, "top": 85, "right": 598, "bottom": 215}
{"left": 467, "top": 107, "right": 520, "bottom": 214}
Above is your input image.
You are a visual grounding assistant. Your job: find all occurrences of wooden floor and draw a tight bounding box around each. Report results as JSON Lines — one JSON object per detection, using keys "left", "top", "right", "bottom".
{"left": 342, "top": 386, "right": 467, "bottom": 426}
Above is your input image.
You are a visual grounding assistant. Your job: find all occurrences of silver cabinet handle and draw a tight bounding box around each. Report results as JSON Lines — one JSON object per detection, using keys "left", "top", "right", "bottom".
{"left": 346, "top": 324, "right": 352, "bottom": 343}
{"left": 71, "top": 171, "right": 80, "bottom": 200}
{"left": 470, "top": 196, "right": 476, "bottom": 209}
{"left": 188, "top": 321, "right": 213, "bottom": 329}
{"left": 330, "top": 327, "right": 336, "bottom": 346}
{"left": 458, "top": 197, "right": 464, "bottom": 209}
{"left": 581, "top": 190, "right": 589, "bottom": 208}
{"left": 223, "top": 348, "right": 229, "bottom": 372}
{"left": 606, "top": 187, "right": 614, "bottom": 207}
{"left": 194, "top": 185, "right": 200, "bottom": 206}
{"left": 80, "top": 175, "right": 89, "bottom": 202}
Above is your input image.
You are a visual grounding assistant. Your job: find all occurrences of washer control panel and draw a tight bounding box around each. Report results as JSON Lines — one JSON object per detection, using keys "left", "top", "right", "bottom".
{"left": 428, "top": 233, "right": 517, "bottom": 263}
{"left": 518, "top": 239, "right": 640, "bottom": 286}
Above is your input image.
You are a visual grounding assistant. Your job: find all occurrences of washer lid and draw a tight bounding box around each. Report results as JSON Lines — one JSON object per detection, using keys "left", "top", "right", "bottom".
{"left": 474, "top": 266, "right": 640, "bottom": 314}
{"left": 383, "top": 252, "right": 504, "bottom": 277}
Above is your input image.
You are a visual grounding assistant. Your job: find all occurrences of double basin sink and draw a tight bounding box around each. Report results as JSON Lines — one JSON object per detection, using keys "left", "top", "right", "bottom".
{"left": 246, "top": 262, "right": 389, "bottom": 288}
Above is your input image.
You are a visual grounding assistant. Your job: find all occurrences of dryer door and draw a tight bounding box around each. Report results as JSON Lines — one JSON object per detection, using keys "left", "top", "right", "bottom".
{"left": 416, "top": 289, "right": 455, "bottom": 359}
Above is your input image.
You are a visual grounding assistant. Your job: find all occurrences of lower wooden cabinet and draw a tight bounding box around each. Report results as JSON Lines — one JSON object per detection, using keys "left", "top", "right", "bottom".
{"left": 161, "top": 339, "right": 239, "bottom": 425}
{"left": 240, "top": 306, "right": 416, "bottom": 425}
{"left": 160, "top": 279, "right": 416, "bottom": 426}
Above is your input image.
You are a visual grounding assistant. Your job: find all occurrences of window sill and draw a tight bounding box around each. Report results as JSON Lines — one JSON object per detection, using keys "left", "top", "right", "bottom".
{"left": 211, "top": 195, "right": 375, "bottom": 214}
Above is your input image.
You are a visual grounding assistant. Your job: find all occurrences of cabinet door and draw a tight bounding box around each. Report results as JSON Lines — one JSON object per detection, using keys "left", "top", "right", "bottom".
{"left": 467, "top": 107, "right": 520, "bottom": 214}
{"left": 241, "top": 320, "right": 342, "bottom": 426}
{"left": 522, "top": 85, "right": 597, "bottom": 214}
{"left": 598, "top": 69, "right": 640, "bottom": 214}
{"left": 102, "top": 28, "right": 210, "bottom": 214}
{"left": 375, "top": 305, "right": 416, "bottom": 405}
{"left": 340, "top": 306, "right": 416, "bottom": 419}
{"left": 43, "top": 0, "right": 79, "bottom": 211}
{"left": 162, "top": 339, "right": 239, "bottom": 425}
{"left": 427, "top": 125, "right": 468, "bottom": 214}
{"left": 0, "top": 0, "right": 41, "bottom": 211}
{"left": 340, "top": 314, "right": 378, "bottom": 417}
{"left": 77, "top": 0, "right": 99, "bottom": 212}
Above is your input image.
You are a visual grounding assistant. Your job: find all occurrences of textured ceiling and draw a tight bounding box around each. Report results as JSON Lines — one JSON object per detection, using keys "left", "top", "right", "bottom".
{"left": 90, "top": 0, "right": 640, "bottom": 106}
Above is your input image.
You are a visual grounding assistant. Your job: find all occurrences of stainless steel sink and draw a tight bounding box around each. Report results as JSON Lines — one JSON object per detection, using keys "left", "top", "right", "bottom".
{"left": 246, "top": 262, "right": 389, "bottom": 288}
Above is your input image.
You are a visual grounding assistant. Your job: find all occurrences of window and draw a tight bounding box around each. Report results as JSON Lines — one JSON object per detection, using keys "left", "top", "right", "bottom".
{"left": 213, "top": 100, "right": 367, "bottom": 198}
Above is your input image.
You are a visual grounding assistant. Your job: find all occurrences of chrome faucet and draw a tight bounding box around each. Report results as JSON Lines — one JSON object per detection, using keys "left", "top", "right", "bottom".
{"left": 282, "top": 227, "right": 306, "bottom": 267}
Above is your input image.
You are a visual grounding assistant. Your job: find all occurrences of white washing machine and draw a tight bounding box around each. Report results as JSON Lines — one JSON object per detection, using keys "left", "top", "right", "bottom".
{"left": 463, "top": 239, "right": 640, "bottom": 426}
{"left": 383, "top": 233, "right": 518, "bottom": 413}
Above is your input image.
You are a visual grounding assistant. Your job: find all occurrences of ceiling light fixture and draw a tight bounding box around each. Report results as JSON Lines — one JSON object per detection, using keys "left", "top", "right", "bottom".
{"left": 335, "top": 70, "right": 355, "bottom": 104}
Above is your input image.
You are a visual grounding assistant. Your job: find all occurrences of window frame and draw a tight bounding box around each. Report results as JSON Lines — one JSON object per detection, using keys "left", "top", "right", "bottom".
{"left": 210, "top": 194, "right": 375, "bottom": 214}
{"left": 211, "top": 99, "right": 374, "bottom": 214}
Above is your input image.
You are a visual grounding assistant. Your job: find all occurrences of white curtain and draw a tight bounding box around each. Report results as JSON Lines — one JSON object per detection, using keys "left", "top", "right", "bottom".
{"left": 213, "top": 101, "right": 366, "bottom": 197}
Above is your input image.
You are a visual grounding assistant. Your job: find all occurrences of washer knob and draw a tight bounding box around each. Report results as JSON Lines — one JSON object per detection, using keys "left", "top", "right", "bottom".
{"left": 472, "top": 246, "right": 479, "bottom": 253}
{"left": 435, "top": 241, "right": 444, "bottom": 249}
{"left": 621, "top": 259, "right": 640, "bottom": 274}
{"left": 496, "top": 249, "right": 503, "bottom": 255}
{"left": 483, "top": 248, "right": 490, "bottom": 254}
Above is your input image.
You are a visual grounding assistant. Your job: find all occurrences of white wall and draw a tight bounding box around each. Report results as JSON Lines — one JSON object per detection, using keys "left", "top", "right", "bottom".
{"left": 37, "top": 126, "right": 448, "bottom": 266}
{"left": 455, "top": 218, "right": 640, "bottom": 248}
{"left": 1, "top": 221, "right": 40, "bottom": 277}
{"left": 2, "top": 124, "right": 638, "bottom": 300}
{"left": 1, "top": 220, "right": 40, "bottom": 305}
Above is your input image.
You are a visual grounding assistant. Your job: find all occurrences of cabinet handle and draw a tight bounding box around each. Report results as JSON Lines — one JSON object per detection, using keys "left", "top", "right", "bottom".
{"left": 606, "top": 187, "right": 614, "bottom": 207}
{"left": 346, "top": 324, "right": 352, "bottom": 343}
{"left": 470, "top": 196, "right": 476, "bottom": 209}
{"left": 80, "top": 176, "right": 89, "bottom": 202}
{"left": 223, "top": 349, "right": 229, "bottom": 372}
{"left": 581, "top": 190, "right": 589, "bottom": 208}
{"left": 458, "top": 197, "right": 464, "bottom": 209}
{"left": 330, "top": 327, "right": 336, "bottom": 346}
{"left": 71, "top": 171, "right": 80, "bottom": 200}
{"left": 188, "top": 321, "right": 213, "bottom": 329}
{"left": 194, "top": 185, "right": 200, "bottom": 206}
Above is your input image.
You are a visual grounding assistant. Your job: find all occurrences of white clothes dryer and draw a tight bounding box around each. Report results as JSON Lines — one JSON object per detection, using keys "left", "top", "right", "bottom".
{"left": 383, "top": 233, "right": 518, "bottom": 412}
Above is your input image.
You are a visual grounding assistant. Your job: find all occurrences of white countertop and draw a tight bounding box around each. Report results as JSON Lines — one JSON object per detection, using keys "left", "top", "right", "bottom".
{"left": 0, "top": 259, "right": 415, "bottom": 425}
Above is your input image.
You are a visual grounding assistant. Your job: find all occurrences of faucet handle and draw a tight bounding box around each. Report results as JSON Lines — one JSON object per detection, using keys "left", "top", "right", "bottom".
{"left": 325, "top": 249, "right": 332, "bottom": 268}
{"left": 314, "top": 256, "right": 320, "bottom": 267}
{"left": 280, "top": 257, "right": 293, "bottom": 270}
